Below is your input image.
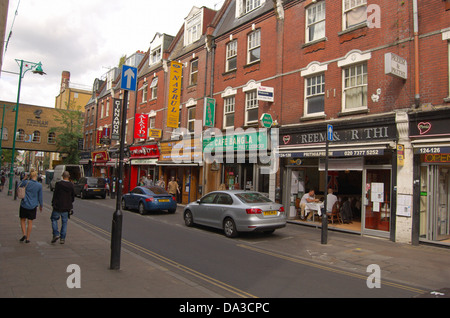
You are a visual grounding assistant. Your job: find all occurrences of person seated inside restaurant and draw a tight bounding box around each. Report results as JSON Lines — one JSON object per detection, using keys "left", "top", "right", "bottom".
{"left": 326, "top": 188, "right": 338, "bottom": 213}
{"left": 300, "top": 189, "right": 319, "bottom": 220}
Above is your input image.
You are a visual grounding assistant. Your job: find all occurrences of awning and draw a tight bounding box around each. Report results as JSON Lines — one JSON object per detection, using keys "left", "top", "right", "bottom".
{"left": 156, "top": 161, "right": 200, "bottom": 166}
{"left": 319, "top": 157, "right": 364, "bottom": 171}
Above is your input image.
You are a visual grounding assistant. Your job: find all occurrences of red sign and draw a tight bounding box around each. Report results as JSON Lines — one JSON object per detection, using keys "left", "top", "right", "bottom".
{"left": 129, "top": 144, "right": 159, "bottom": 159}
{"left": 92, "top": 151, "right": 109, "bottom": 163}
{"left": 134, "top": 113, "right": 148, "bottom": 139}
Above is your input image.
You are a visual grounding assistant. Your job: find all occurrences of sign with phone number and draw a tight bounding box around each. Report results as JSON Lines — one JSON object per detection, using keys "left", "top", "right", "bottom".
{"left": 279, "top": 148, "right": 384, "bottom": 158}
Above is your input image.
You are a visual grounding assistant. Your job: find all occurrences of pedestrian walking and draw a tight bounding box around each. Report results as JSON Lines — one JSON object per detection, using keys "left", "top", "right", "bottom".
{"left": 18, "top": 171, "right": 43, "bottom": 243}
{"left": 50, "top": 171, "right": 75, "bottom": 244}
{"left": 167, "top": 176, "right": 180, "bottom": 198}
{"left": 156, "top": 176, "right": 165, "bottom": 189}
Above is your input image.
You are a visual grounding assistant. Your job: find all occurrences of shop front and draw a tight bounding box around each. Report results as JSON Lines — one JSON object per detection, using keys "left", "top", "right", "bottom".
{"left": 279, "top": 116, "right": 397, "bottom": 239}
{"left": 91, "top": 150, "right": 109, "bottom": 178}
{"left": 410, "top": 109, "right": 450, "bottom": 246}
{"left": 129, "top": 144, "right": 160, "bottom": 191}
{"left": 203, "top": 129, "right": 274, "bottom": 198}
{"left": 158, "top": 138, "right": 202, "bottom": 204}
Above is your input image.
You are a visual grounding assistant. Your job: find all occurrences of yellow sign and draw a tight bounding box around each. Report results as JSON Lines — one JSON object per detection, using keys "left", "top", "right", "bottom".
{"left": 167, "top": 61, "right": 182, "bottom": 128}
{"left": 148, "top": 129, "right": 162, "bottom": 138}
{"left": 397, "top": 144, "right": 404, "bottom": 167}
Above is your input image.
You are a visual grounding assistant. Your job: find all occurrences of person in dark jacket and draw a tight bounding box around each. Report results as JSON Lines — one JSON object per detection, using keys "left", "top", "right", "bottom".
{"left": 51, "top": 171, "right": 75, "bottom": 244}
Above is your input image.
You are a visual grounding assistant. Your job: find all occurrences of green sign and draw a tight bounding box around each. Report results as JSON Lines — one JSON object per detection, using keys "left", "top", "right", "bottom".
{"left": 203, "top": 131, "right": 268, "bottom": 152}
{"left": 204, "top": 97, "right": 215, "bottom": 127}
{"left": 260, "top": 113, "right": 273, "bottom": 128}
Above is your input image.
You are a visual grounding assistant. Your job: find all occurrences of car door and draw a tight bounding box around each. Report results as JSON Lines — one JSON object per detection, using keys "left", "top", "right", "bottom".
{"left": 209, "top": 193, "right": 234, "bottom": 229}
{"left": 194, "top": 193, "right": 217, "bottom": 225}
{"left": 127, "top": 188, "right": 142, "bottom": 209}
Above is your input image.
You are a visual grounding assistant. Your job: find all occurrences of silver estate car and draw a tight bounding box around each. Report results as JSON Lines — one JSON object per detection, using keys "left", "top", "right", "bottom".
{"left": 183, "top": 190, "right": 286, "bottom": 238}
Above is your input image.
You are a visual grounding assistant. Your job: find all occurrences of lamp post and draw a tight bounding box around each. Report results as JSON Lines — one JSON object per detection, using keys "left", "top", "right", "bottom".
{"left": 7, "top": 59, "right": 46, "bottom": 196}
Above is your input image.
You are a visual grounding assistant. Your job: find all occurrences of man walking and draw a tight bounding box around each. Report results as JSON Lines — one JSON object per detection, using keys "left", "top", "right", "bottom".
{"left": 51, "top": 171, "right": 75, "bottom": 244}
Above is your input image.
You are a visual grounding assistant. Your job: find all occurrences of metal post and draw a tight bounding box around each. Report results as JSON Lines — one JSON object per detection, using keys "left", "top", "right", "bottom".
{"left": 321, "top": 137, "right": 329, "bottom": 244}
{"left": 110, "top": 91, "right": 127, "bottom": 270}
{"left": 8, "top": 60, "right": 23, "bottom": 196}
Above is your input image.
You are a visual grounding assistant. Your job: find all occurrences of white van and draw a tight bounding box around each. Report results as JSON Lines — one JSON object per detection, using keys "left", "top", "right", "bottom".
{"left": 50, "top": 164, "right": 84, "bottom": 191}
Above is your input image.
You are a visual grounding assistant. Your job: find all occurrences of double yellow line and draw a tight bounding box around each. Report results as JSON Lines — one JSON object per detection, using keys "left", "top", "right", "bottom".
{"left": 72, "top": 216, "right": 257, "bottom": 298}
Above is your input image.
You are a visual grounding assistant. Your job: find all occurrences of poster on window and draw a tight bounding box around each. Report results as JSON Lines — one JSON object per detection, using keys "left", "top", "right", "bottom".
{"left": 134, "top": 113, "right": 148, "bottom": 139}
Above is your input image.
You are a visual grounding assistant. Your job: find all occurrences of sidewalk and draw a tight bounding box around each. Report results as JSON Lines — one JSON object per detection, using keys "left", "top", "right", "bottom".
{"left": 0, "top": 188, "right": 220, "bottom": 298}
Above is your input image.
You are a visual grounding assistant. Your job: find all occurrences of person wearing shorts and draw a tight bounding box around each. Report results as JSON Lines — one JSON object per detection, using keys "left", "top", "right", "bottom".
{"left": 18, "top": 171, "right": 43, "bottom": 243}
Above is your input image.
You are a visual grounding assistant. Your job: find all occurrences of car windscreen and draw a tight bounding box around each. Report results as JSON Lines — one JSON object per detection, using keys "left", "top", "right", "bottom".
{"left": 147, "top": 186, "right": 168, "bottom": 195}
{"left": 87, "top": 177, "right": 105, "bottom": 186}
{"left": 235, "top": 192, "right": 272, "bottom": 204}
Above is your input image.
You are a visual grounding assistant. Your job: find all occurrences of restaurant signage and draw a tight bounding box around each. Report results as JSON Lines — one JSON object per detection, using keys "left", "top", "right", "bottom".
{"left": 111, "top": 99, "right": 122, "bottom": 140}
{"left": 129, "top": 144, "right": 159, "bottom": 159}
{"left": 134, "top": 113, "right": 148, "bottom": 139}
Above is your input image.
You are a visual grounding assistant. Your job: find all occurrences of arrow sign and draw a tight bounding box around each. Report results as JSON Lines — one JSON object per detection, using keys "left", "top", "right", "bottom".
{"left": 327, "top": 124, "right": 333, "bottom": 141}
{"left": 121, "top": 65, "right": 137, "bottom": 91}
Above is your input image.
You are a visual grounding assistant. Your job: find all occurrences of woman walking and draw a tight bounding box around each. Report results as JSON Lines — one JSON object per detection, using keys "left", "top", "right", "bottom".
{"left": 18, "top": 171, "right": 43, "bottom": 243}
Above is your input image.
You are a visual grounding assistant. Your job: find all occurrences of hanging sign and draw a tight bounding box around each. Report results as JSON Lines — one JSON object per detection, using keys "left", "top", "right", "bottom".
{"left": 111, "top": 99, "right": 122, "bottom": 140}
{"left": 134, "top": 113, "right": 148, "bottom": 139}
{"left": 167, "top": 61, "right": 182, "bottom": 128}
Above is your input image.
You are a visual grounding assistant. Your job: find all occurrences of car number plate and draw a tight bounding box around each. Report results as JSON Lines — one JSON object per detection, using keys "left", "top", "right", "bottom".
{"left": 93, "top": 189, "right": 100, "bottom": 191}
{"left": 159, "top": 199, "right": 169, "bottom": 202}
{"left": 263, "top": 211, "right": 277, "bottom": 216}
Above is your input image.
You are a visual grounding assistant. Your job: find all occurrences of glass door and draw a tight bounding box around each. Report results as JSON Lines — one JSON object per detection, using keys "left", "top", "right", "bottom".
{"left": 427, "top": 166, "right": 450, "bottom": 241}
{"left": 363, "top": 167, "right": 391, "bottom": 236}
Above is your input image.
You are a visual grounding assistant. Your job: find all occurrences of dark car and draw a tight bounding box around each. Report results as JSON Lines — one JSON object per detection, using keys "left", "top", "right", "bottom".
{"left": 122, "top": 186, "right": 177, "bottom": 214}
{"left": 74, "top": 177, "right": 107, "bottom": 199}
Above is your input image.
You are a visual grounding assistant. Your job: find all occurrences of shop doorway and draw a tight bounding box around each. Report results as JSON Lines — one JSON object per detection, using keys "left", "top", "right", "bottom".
{"left": 363, "top": 167, "right": 391, "bottom": 236}
{"left": 422, "top": 165, "right": 450, "bottom": 242}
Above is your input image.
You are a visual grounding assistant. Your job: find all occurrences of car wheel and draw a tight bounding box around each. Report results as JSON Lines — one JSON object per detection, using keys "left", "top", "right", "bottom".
{"left": 223, "top": 218, "right": 238, "bottom": 238}
{"left": 138, "top": 202, "right": 146, "bottom": 215}
{"left": 184, "top": 210, "right": 194, "bottom": 227}
{"left": 80, "top": 191, "right": 86, "bottom": 199}
{"left": 121, "top": 199, "right": 127, "bottom": 210}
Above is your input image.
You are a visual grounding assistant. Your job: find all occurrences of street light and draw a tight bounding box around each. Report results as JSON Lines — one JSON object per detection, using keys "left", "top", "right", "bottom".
{"left": 7, "top": 59, "right": 46, "bottom": 196}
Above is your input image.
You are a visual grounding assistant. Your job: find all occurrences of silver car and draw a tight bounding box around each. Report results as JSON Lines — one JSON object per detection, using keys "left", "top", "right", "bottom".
{"left": 183, "top": 190, "right": 286, "bottom": 238}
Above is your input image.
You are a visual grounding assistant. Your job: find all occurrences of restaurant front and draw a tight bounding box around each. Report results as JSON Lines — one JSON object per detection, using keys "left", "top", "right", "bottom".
{"left": 129, "top": 144, "right": 160, "bottom": 191}
{"left": 279, "top": 115, "right": 397, "bottom": 239}
{"left": 410, "top": 109, "right": 450, "bottom": 246}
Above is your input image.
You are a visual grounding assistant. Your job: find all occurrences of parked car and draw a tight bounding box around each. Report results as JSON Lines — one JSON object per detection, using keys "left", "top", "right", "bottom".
{"left": 122, "top": 186, "right": 177, "bottom": 214}
{"left": 74, "top": 177, "right": 107, "bottom": 199}
{"left": 183, "top": 190, "right": 286, "bottom": 238}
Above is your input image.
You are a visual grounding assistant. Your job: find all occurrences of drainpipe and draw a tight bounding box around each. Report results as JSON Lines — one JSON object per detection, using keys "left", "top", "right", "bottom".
{"left": 413, "top": 0, "right": 420, "bottom": 108}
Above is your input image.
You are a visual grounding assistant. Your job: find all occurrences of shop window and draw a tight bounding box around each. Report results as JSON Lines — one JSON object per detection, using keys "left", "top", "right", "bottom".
{"left": 306, "top": 1, "right": 326, "bottom": 43}
{"left": 343, "top": 0, "right": 367, "bottom": 30}
{"left": 343, "top": 63, "right": 368, "bottom": 111}
{"left": 245, "top": 90, "right": 259, "bottom": 125}
{"left": 305, "top": 73, "right": 325, "bottom": 115}
{"left": 223, "top": 96, "right": 235, "bottom": 129}
{"left": 226, "top": 40, "right": 238, "bottom": 72}
{"left": 247, "top": 29, "right": 261, "bottom": 64}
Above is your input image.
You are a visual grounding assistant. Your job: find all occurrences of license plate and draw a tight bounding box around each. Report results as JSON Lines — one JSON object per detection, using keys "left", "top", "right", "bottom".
{"left": 159, "top": 199, "right": 169, "bottom": 202}
{"left": 263, "top": 211, "right": 277, "bottom": 216}
{"left": 93, "top": 189, "right": 100, "bottom": 192}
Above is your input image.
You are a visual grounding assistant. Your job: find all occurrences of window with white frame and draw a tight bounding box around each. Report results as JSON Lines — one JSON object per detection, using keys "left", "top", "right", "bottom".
{"left": 223, "top": 96, "right": 235, "bottom": 129}
{"left": 247, "top": 29, "right": 261, "bottom": 64}
{"left": 48, "top": 132, "right": 56, "bottom": 144}
{"left": 150, "top": 77, "right": 158, "bottom": 99}
{"left": 305, "top": 74, "right": 325, "bottom": 115}
{"left": 237, "top": 0, "right": 263, "bottom": 17}
{"left": 343, "top": 63, "right": 368, "bottom": 110}
{"left": 16, "top": 129, "right": 25, "bottom": 141}
{"left": 226, "top": 40, "right": 237, "bottom": 72}
{"left": 149, "top": 115, "right": 156, "bottom": 129}
{"left": 32, "top": 131, "right": 41, "bottom": 143}
{"left": 190, "top": 59, "right": 198, "bottom": 85}
{"left": 245, "top": 90, "right": 259, "bottom": 124}
{"left": 185, "top": 12, "right": 202, "bottom": 46}
{"left": 150, "top": 46, "right": 161, "bottom": 65}
{"left": 100, "top": 102, "right": 104, "bottom": 118}
{"left": 306, "top": 1, "right": 325, "bottom": 43}
{"left": 106, "top": 100, "right": 110, "bottom": 117}
{"left": 343, "top": 0, "right": 367, "bottom": 29}
{"left": 142, "top": 82, "right": 148, "bottom": 103}
{"left": 187, "top": 106, "right": 196, "bottom": 133}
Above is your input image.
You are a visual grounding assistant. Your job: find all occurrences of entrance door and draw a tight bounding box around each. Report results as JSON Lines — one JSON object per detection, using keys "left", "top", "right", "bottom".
{"left": 428, "top": 166, "right": 450, "bottom": 241}
{"left": 363, "top": 167, "right": 391, "bottom": 236}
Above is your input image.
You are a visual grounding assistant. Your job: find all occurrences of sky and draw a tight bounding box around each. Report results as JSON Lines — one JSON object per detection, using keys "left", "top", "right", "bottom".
{"left": 1, "top": 0, "right": 225, "bottom": 108}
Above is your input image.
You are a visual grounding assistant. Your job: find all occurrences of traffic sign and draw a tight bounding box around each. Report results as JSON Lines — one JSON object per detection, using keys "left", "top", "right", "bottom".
{"left": 260, "top": 113, "right": 273, "bottom": 128}
{"left": 121, "top": 65, "right": 137, "bottom": 91}
{"left": 327, "top": 124, "right": 333, "bottom": 141}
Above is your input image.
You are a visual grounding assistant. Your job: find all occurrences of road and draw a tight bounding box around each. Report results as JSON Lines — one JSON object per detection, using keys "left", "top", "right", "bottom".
{"left": 42, "top": 187, "right": 424, "bottom": 298}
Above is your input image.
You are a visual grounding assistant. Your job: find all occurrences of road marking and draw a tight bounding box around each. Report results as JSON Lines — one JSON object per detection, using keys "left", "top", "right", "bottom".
{"left": 237, "top": 244, "right": 426, "bottom": 295}
{"left": 72, "top": 216, "right": 257, "bottom": 298}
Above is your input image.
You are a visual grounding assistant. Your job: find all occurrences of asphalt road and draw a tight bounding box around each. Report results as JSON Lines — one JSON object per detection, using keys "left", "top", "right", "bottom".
{"left": 42, "top": 187, "right": 422, "bottom": 298}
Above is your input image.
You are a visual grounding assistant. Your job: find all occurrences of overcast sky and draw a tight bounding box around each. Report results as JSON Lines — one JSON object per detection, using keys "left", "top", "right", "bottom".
{"left": 1, "top": 0, "right": 224, "bottom": 108}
